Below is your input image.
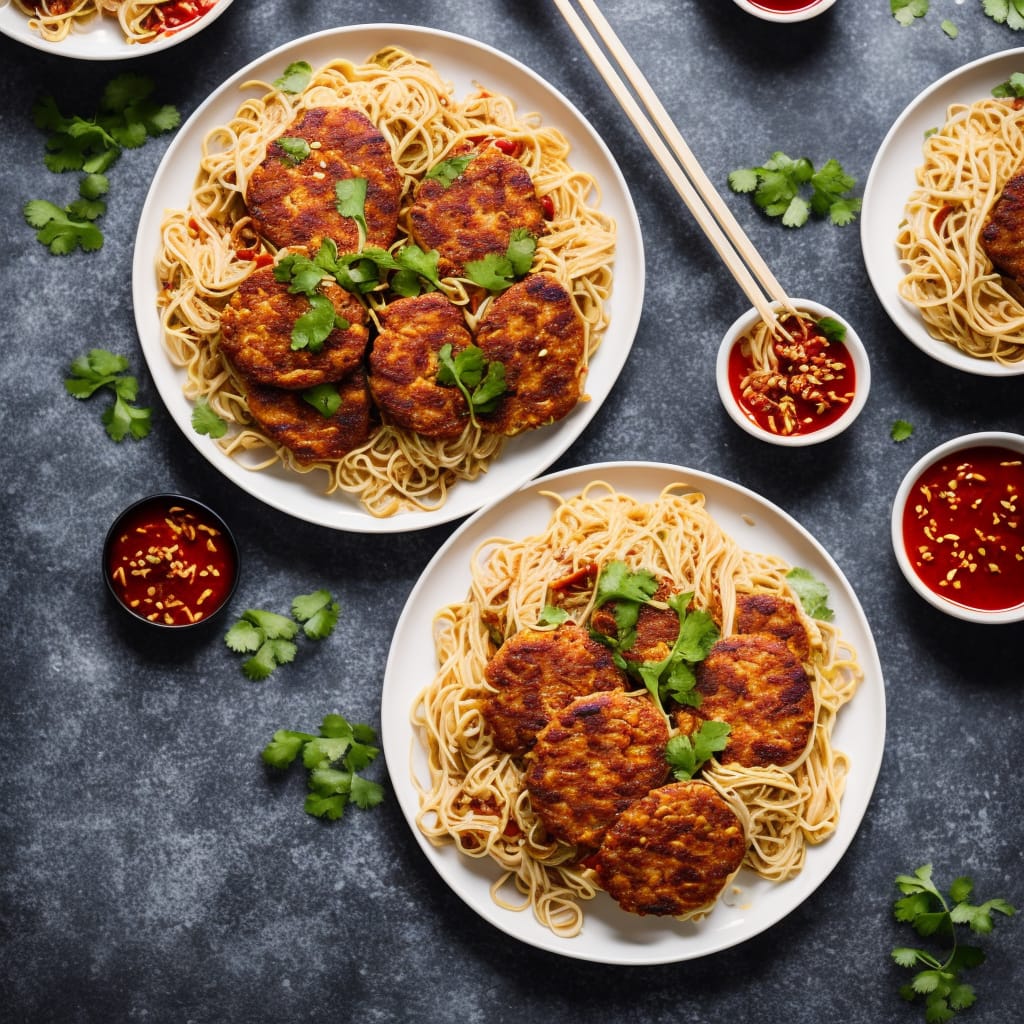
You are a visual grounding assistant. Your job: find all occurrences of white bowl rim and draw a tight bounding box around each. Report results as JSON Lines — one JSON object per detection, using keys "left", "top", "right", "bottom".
{"left": 890, "top": 431, "right": 1024, "bottom": 624}
{"left": 730, "top": 0, "right": 838, "bottom": 23}
{"left": 715, "top": 298, "right": 870, "bottom": 447}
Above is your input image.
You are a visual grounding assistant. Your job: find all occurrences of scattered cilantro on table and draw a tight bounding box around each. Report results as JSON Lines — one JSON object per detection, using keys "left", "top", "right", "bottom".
{"left": 891, "top": 419, "right": 914, "bottom": 442}
{"left": 983, "top": 0, "right": 1024, "bottom": 30}
{"left": 25, "top": 75, "right": 180, "bottom": 255}
{"left": 225, "top": 590, "right": 340, "bottom": 681}
{"left": 262, "top": 713, "right": 385, "bottom": 821}
{"left": 64, "top": 349, "right": 152, "bottom": 441}
{"left": 728, "top": 153, "right": 861, "bottom": 228}
{"left": 893, "top": 0, "right": 1024, "bottom": 31}
{"left": 892, "top": 864, "right": 1016, "bottom": 1021}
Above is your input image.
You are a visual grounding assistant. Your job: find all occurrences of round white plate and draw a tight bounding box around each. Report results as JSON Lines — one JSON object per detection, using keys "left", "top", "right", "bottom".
{"left": 380, "top": 461, "right": 886, "bottom": 964}
{"left": 0, "top": 0, "right": 233, "bottom": 59}
{"left": 132, "top": 25, "right": 644, "bottom": 533}
{"left": 861, "top": 48, "right": 1024, "bottom": 377}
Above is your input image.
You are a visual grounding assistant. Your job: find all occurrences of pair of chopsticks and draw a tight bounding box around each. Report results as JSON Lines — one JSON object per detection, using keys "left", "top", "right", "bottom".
{"left": 552, "top": 0, "right": 798, "bottom": 330}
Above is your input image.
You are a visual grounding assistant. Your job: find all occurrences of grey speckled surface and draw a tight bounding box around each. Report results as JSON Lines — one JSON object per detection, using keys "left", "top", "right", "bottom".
{"left": 2, "top": 2, "right": 1023, "bottom": 1022}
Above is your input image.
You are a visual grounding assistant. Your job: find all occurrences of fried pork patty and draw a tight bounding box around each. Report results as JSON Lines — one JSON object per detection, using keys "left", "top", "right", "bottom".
{"left": 525, "top": 690, "right": 669, "bottom": 848}
{"left": 246, "top": 106, "right": 402, "bottom": 252}
{"left": 482, "top": 622, "right": 626, "bottom": 755}
{"left": 592, "top": 781, "right": 746, "bottom": 917}
{"left": 244, "top": 368, "right": 373, "bottom": 464}
{"left": 475, "top": 273, "right": 585, "bottom": 436}
{"left": 734, "top": 592, "right": 811, "bottom": 662}
{"left": 367, "top": 292, "right": 473, "bottom": 439}
{"left": 981, "top": 165, "right": 1024, "bottom": 286}
{"left": 219, "top": 266, "right": 369, "bottom": 389}
{"left": 692, "top": 633, "right": 814, "bottom": 768}
{"left": 408, "top": 145, "right": 545, "bottom": 277}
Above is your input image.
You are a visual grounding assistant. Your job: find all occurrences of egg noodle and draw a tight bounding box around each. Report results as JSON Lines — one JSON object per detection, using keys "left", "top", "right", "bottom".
{"left": 155, "top": 47, "right": 616, "bottom": 518}
{"left": 14, "top": 0, "right": 187, "bottom": 43}
{"left": 412, "top": 481, "right": 862, "bottom": 937}
{"left": 896, "top": 96, "right": 1024, "bottom": 367}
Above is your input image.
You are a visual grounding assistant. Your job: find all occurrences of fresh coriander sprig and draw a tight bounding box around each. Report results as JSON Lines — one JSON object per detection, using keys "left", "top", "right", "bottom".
{"left": 262, "top": 713, "right": 385, "bottom": 821}
{"left": 892, "top": 864, "right": 1016, "bottom": 1021}
{"left": 785, "top": 567, "right": 834, "bottom": 622}
{"left": 465, "top": 228, "right": 538, "bottom": 291}
{"left": 224, "top": 589, "right": 339, "bottom": 680}
{"left": 436, "top": 343, "right": 507, "bottom": 426}
{"left": 665, "top": 721, "right": 731, "bottom": 780}
{"left": 728, "top": 152, "right": 861, "bottom": 228}
{"left": 64, "top": 349, "right": 152, "bottom": 441}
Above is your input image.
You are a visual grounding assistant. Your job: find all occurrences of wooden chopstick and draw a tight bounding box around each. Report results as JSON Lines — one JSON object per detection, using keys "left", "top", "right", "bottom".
{"left": 553, "top": 0, "right": 797, "bottom": 327}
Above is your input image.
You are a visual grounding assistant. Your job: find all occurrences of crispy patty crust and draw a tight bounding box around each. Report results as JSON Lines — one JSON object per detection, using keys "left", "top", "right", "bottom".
{"left": 592, "top": 781, "right": 746, "bottom": 917}
{"left": 219, "top": 265, "right": 369, "bottom": 389}
{"left": 246, "top": 106, "right": 402, "bottom": 252}
{"left": 981, "top": 165, "right": 1024, "bottom": 286}
{"left": 475, "top": 273, "right": 585, "bottom": 436}
{"left": 693, "top": 633, "right": 814, "bottom": 768}
{"left": 367, "top": 292, "right": 473, "bottom": 439}
{"left": 734, "top": 592, "right": 811, "bottom": 662}
{"left": 244, "top": 368, "right": 373, "bottom": 464}
{"left": 408, "top": 145, "right": 545, "bottom": 277}
{"left": 482, "top": 622, "right": 626, "bottom": 755}
{"left": 525, "top": 690, "right": 669, "bottom": 848}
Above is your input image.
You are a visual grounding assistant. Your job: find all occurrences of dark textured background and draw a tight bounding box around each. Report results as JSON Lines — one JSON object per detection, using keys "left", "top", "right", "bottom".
{"left": 1, "top": 2, "right": 1022, "bottom": 1022}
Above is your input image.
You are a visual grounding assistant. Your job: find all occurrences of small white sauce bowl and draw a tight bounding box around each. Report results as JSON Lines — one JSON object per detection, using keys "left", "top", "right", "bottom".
{"left": 731, "top": 0, "right": 838, "bottom": 22}
{"left": 716, "top": 299, "right": 870, "bottom": 447}
{"left": 890, "top": 432, "right": 1024, "bottom": 624}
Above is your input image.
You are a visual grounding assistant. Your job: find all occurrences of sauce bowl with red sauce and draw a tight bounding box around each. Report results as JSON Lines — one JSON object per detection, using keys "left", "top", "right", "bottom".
{"left": 731, "top": 0, "right": 838, "bottom": 22}
{"left": 103, "top": 494, "right": 239, "bottom": 630}
{"left": 891, "top": 433, "right": 1024, "bottom": 624}
{"left": 716, "top": 299, "right": 870, "bottom": 447}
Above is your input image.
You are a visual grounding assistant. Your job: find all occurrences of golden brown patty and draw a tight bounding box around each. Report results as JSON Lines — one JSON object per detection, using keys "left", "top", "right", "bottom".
{"left": 693, "top": 633, "right": 814, "bottom": 768}
{"left": 246, "top": 106, "right": 402, "bottom": 252}
{"left": 219, "top": 265, "right": 369, "bottom": 390}
{"left": 482, "top": 622, "right": 627, "bottom": 755}
{"left": 475, "top": 273, "right": 585, "bottom": 436}
{"left": 244, "top": 368, "right": 374, "bottom": 464}
{"left": 592, "top": 781, "right": 746, "bottom": 917}
{"left": 981, "top": 165, "right": 1024, "bottom": 286}
{"left": 408, "top": 145, "right": 545, "bottom": 277}
{"left": 590, "top": 579, "right": 681, "bottom": 665}
{"left": 734, "top": 592, "right": 811, "bottom": 662}
{"left": 525, "top": 690, "right": 669, "bottom": 848}
{"left": 367, "top": 292, "right": 472, "bottom": 439}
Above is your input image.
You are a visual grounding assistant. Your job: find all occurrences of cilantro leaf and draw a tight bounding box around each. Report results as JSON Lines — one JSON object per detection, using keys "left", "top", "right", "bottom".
{"left": 983, "top": 0, "right": 1024, "bottom": 30}
{"left": 891, "top": 419, "right": 914, "bottom": 442}
{"left": 291, "top": 589, "right": 340, "bottom": 640}
{"left": 465, "top": 230, "right": 538, "bottom": 291}
{"left": 291, "top": 294, "right": 348, "bottom": 352}
{"left": 24, "top": 199, "right": 104, "bottom": 255}
{"left": 192, "top": 397, "right": 228, "bottom": 438}
{"left": 302, "top": 384, "right": 342, "bottom": 418}
{"left": 64, "top": 349, "right": 150, "bottom": 440}
{"left": 425, "top": 153, "right": 477, "bottom": 187}
{"left": 891, "top": 863, "right": 1015, "bottom": 1021}
{"left": 785, "top": 567, "right": 834, "bottom": 622}
{"left": 263, "top": 713, "right": 385, "bottom": 822}
{"left": 273, "top": 251, "right": 328, "bottom": 296}
{"left": 891, "top": 0, "right": 929, "bottom": 27}
{"left": 730, "top": 151, "right": 860, "bottom": 228}
{"left": 666, "top": 720, "right": 732, "bottom": 780}
{"left": 273, "top": 61, "right": 313, "bottom": 94}
{"left": 335, "top": 178, "right": 368, "bottom": 246}
{"left": 436, "top": 343, "right": 507, "bottom": 426}
{"left": 992, "top": 72, "right": 1024, "bottom": 97}
{"left": 275, "top": 136, "right": 311, "bottom": 165}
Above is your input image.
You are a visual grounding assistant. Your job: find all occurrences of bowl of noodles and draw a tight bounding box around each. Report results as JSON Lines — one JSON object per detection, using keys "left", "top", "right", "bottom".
{"left": 861, "top": 49, "right": 1024, "bottom": 376}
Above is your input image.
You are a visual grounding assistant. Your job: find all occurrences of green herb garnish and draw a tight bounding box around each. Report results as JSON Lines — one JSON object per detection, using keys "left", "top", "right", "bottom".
{"left": 785, "top": 567, "right": 834, "bottom": 622}
{"left": 665, "top": 721, "right": 732, "bottom": 780}
{"left": 465, "top": 228, "right": 537, "bottom": 291}
{"left": 436, "top": 343, "right": 507, "bottom": 425}
{"left": 262, "top": 713, "right": 385, "bottom": 821}
{"left": 275, "top": 136, "right": 311, "bottom": 165}
{"left": 273, "top": 61, "right": 313, "bottom": 94}
{"left": 891, "top": 419, "right": 914, "bottom": 442}
{"left": 892, "top": 863, "right": 1016, "bottom": 1021}
{"left": 65, "top": 349, "right": 151, "bottom": 441}
{"left": 191, "top": 397, "right": 228, "bottom": 438}
{"left": 425, "top": 153, "right": 477, "bottom": 187}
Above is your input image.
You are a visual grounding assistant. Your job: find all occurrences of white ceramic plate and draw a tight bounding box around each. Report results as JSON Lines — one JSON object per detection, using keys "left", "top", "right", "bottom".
{"left": 0, "top": 0, "right": 233, "bottom": 59}
{"left": 861, "top": 49, "right": 1024, "bottom": 378}
{"left": 132, "top": 25, "right": 644, "bottom": 533}
{"left": 380, "top": 461, "right": 885, "bottom": 964}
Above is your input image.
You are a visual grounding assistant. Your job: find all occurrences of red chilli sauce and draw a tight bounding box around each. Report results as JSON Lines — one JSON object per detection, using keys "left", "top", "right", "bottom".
{"left": 901, "top": 446, "right": 1024, "bottom": 612}
{"left": 107, "top": 500, "right": 236, "bottom": 626}
{"left": 728, "top": 316, "right": 856, "bottom": 438}
{"left": 143, "top": 0, "right": 216, "bottom": 36}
